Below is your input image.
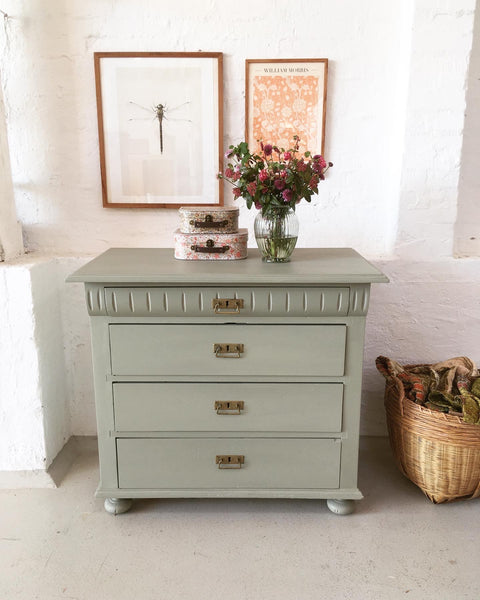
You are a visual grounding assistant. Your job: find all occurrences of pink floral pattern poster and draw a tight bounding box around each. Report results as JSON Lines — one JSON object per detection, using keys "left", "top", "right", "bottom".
{"left": 246, "top": 60, "right": 327, "bottom": 156}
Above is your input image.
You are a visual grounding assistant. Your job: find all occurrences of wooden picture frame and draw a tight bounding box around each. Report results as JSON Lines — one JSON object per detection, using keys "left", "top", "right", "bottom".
{"left": 94, "top": 52, "right": 223, "bottom": 208}
{"left": 245, "top": 58, "right": 328, "bottom": 156}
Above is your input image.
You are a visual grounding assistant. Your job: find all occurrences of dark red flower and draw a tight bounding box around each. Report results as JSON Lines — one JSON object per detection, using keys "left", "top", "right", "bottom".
{"left": 263, "top": 144, "right": 273, "bottom": 156}
{"left": 297, "top": 160, "right": 307, "bottom": 172}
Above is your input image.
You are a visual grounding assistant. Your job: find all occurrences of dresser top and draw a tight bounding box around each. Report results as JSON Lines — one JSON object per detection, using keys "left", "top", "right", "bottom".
{"left": 67, "top": 248, "right": 388, "bottom": 285}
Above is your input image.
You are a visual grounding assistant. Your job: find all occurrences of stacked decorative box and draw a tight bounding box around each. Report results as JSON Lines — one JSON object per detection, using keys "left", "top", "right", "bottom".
{"left": 174, "top": 206, "right": 248, "bottom": 260}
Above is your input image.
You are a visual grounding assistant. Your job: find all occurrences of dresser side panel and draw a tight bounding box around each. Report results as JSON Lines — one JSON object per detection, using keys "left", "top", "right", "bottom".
{"left": 338, "top": 316, "right": 367, "bottom": 490}
{"left": 89, "top": 317, "right": 118, "bottom": 491}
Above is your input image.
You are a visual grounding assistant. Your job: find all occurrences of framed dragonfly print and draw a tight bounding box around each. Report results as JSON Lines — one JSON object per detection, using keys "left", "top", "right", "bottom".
{"left": 245, "top": 58, "right": 328, "bottom": 157}
{"left": 94, "top": 52, "right": 223, "bottom": 207}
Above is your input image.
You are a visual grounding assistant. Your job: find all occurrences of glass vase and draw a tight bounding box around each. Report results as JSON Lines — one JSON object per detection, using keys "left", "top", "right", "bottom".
{"left": 254, "top": 206, "right": 299, "bottom": 262}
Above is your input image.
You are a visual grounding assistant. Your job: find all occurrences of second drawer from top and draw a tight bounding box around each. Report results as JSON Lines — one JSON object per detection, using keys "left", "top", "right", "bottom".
{"left": 109, "top": 324, "right": 346, "bottom": 377}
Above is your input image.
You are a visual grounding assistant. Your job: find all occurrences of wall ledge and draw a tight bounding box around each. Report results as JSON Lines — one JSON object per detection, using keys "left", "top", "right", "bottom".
{"left": 0, "top": 436, "right": 97, "bottom": 489}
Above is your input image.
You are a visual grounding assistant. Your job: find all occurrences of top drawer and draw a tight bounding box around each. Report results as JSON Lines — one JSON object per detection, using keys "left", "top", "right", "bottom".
{"left": 104, "top": 286, "right": 349, "bottom": 318}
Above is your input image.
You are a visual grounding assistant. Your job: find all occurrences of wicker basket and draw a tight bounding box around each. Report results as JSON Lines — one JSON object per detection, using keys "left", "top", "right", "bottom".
{"left": 384, "top": 372, "right": 480, "bottom": 503}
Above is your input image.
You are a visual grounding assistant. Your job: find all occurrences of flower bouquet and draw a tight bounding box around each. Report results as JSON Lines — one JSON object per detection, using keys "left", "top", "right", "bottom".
{"left": 218, "top": 136, "right": 332, "bottom": 262}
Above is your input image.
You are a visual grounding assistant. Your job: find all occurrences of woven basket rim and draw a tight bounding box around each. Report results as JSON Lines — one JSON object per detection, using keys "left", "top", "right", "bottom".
{"left": 385, "top": 380, "right": 465, "bottom": 424}
{"left": 385, "top": 380, "right": 480, "bottom": 444}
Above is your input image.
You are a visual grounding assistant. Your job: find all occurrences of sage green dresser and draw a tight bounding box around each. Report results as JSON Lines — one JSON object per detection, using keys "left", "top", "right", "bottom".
{"left": 67, "top": 248, "right": 387, "bottom": 515}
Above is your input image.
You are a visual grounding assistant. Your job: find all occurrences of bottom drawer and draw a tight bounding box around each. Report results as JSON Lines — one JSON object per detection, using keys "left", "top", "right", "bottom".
{"left": 116, "top": 438, "right": 341, "bottom": 490}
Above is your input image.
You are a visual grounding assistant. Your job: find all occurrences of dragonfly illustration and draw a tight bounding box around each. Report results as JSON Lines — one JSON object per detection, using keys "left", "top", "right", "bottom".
{"left": 128, "top": 100, "right": 191, "bottom": 154}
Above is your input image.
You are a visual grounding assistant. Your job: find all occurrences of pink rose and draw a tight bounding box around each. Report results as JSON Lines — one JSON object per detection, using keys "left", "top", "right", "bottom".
{"left": 259, "top": 169, "right": 269, "bottom": 182}
{"left": 283, "top": 152, "right": 292, "bottom": 161}
{"left": 314, "top": 155, "right": 327, "bottom": 169}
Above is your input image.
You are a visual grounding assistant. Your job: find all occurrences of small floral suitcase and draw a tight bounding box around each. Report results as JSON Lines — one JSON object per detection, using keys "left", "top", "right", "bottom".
{"left": 178, "top": 206, "right": 239, "bottom": 234}
{"left": 174, "top": 229, "right": 248, "bottom": 260}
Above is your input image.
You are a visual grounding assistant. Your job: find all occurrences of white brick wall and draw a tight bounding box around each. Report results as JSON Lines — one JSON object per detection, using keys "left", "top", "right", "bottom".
{"left": 1, "top": 0, "right": 408, "bottom": 256}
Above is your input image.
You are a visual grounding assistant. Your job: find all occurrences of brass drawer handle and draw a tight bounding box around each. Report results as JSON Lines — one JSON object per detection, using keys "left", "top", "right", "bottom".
{"left": 215, "top": 400, "right": 245, "bottom": 415}
{"left": 212, "top": 298, "right": 244, "bottom": 314}
{"left": 216, "top": 455, "right": 245, "bottom": 469}
{"left": 191, "top": 239, "right": 229, "bottom": 253}
{"left": 190, "top": 216, "right": 228, "bottom": 229}
{"left": 214, "top": 343, "right": 244, "bottom": 358}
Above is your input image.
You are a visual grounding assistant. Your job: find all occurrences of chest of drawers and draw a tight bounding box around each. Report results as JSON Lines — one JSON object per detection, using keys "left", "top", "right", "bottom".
{"left": 67, "top": 248, "right": 387, "bottom": 515}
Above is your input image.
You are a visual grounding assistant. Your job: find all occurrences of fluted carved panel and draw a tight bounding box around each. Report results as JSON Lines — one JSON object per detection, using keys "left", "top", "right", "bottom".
{"left": 348, "top": 285, "right": 371, "bottom": 316}
{"left": 104, "top": 287, "right": 350, "bottom": 317}
{"left": 85, "top": 284, "right": 107, "bottom": 316}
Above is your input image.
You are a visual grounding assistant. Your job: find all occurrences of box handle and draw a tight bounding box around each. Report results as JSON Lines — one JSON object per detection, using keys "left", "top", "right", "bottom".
{"left": 191, "top": 239, "right": 229, "bottom": 253}
{"left": 190, "top": 215, "right": 229, "bottom": 229}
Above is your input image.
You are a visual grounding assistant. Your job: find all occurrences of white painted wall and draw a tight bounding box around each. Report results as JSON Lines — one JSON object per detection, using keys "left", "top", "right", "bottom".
{"left": 0, "top": 256, "right": 69, "bottom": 471}
{"left": 1, "top": 0, "right": 408, "bottom": 256}
{"left": 0, "top": 0, "right": 479, "bottom": 471}
{"left": 0, "top": 263, "right": 44, "bottom": 470}
{"left": 0, "top": 72, "right": 23, "bottom": 260}
{"left": 455, "top": 0, "right": 480, "bottom": 256}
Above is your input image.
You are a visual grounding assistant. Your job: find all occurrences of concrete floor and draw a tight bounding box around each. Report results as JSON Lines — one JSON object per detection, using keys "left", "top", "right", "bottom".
{"left": 0, "top": 437, "right": 478, "bottom": 600}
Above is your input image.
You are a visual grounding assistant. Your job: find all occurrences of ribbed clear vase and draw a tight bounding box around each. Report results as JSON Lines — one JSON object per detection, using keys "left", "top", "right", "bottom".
{"left": 254, "top": 206, "right": 299, "bottom": 263}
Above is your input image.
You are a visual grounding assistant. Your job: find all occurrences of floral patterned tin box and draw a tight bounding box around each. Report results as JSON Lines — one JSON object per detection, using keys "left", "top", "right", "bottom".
{"left": 178, "top": 206, "right": 239, "bottom": 234}
{"left": 174, "top": 229, "right": 248, "bottom": 260}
